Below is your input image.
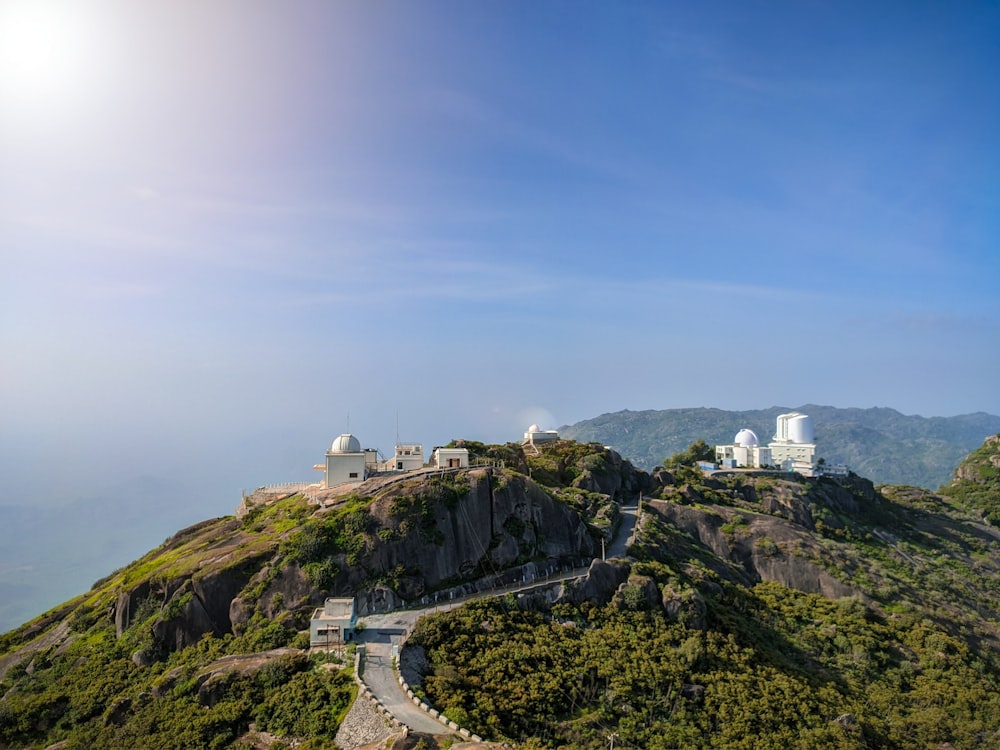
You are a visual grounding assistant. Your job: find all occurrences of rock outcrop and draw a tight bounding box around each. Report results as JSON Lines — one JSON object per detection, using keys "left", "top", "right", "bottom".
{"left": 108, "top": 463, "right": 608, "bottom": 658}
{"left": 951, "top": 434, "right": 1000, "bottom": 484}
{"left": 359, "top": 469, "right": 596, "bottom": 600}
{"left": 643, "top": 499, "right": 860, "bottom": 599}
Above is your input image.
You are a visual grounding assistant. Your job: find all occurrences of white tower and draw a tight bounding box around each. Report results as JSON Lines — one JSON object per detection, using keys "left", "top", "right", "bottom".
{"left": 769, "top": 412, "right": 816, "bottom": 475}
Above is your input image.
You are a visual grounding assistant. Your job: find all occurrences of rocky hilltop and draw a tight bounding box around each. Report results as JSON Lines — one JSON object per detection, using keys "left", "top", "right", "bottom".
{"left": 2, "top": 436, "right": 1000, "bottom": 749}
{"left": 941, "top": 432, "right": 1000, "bottom": 524}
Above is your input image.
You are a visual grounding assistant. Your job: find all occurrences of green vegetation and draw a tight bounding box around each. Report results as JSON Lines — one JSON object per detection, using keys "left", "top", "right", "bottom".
{"left": 663, "top": 439, "right": 715, "bottom": 468}
{"left": 0, "top": 628, "right": 354, "bottom": 749}
{"left": 282, "top": 494, "right": 374, "bottom": 579}
{"left": 447, "top": 439, "right": 528, "bottom": 472}
{"left": 519, "top": 439, "right": 615, "bottom": 488}
{"left": 939, "top": 434, "right": 1000, "bottom": 523}
{"left": 411, "top": 583, "right": 1000, "bottom": 749}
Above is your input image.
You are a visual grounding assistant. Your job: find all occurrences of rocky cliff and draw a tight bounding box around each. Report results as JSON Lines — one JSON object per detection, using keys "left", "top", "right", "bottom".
{"left": 9, "top": 441, "right": 640, "bottom": 668}
{"left": 940, "top": 432, "right": 1000, "bottom": 523}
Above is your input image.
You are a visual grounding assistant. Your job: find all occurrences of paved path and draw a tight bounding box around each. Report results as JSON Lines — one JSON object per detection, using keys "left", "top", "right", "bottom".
{"left": 361, "top": 621, "right": 446, "bottom": 735}
{"left": 356, "top": 498, "right": 643, "bottom": 736}
{"left": 608, "top": 503, "right": 639, "bottom": 559}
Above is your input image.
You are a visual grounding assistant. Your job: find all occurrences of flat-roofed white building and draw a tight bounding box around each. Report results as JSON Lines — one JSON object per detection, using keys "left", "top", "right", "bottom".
{"left": 309, "top": 597, "right": 357, "bottom": 648}
{"left": 391, "top": 444, "right": 424, "bottom": 472}
{"left": 432, "top": 446, "right": 469, "bottom": 469}
{"left": 715, "top": 428, "right": 772, "bottom": 468}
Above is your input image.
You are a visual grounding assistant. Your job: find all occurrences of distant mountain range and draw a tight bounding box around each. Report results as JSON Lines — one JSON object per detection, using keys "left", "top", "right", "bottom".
{"left": 560, "top": 404, "right": 1000, "bottom": 489}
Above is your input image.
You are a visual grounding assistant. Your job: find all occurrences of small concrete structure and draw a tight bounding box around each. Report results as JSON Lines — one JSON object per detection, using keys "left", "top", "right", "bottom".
{"left": 310, "top": 597, "right": 357, "bottom": 648}
{"left": 432, "top": 447, "right": 469, "bottom": 469}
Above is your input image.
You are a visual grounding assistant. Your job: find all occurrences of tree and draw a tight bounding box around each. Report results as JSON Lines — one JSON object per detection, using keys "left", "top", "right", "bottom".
{"left": 663, "top": 439, "right": 714, "bottom": 469}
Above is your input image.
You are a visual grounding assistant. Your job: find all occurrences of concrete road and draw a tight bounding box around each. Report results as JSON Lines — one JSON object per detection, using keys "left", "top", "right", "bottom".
{"left": 360, "top": 622, "right": 450, "bottom": 736}
{"left": 607, "top": 503, "right": 639, "bottom": 560}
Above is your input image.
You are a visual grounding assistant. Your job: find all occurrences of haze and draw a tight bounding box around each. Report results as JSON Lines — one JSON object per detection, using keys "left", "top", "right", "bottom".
{"left": 1, "top": 1, "right": 998, "bottom": 630}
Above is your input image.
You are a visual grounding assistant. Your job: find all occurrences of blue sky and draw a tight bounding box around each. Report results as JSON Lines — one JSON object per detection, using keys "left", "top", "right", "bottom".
{"left": 1, "top": 0, "right": 998, "bottom": 517}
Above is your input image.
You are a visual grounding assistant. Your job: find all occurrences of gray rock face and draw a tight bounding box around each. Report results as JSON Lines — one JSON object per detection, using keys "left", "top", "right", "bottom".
{"left": 661, "top": 585, "right": 707, "bottom": 630}
{"left": 953, "top": 434, "right": 1000, "bottom": 483}
{"left": 644, "top": 499, "right": 860, "bottom": 599}
{"left": 101, "top": 464, "right": 608, "bottom": 660}
{"left": 114, "top": 581, "right": 151, "bottom": 637}
{"left": 95, "top": 464, "right": 607, "bottom": 661}
{"left": 553, "top": 560, "right": 630, "bottom": 606}
{"left": 363, "top": 469, "right": 596, "bottom": 597}
{"left": 613, "top": 574, "right": 661, "bottom": 610}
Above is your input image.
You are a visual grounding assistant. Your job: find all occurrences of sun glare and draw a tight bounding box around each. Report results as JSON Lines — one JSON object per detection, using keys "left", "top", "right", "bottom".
{"left": 0, "top": 0, "right": 104, "bottom": 120}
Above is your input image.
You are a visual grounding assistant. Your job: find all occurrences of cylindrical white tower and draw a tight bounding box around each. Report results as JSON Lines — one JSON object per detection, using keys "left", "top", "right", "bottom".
{"left": 787, "top": 414, "right": 814, "bottom": 444}
{"left": 774, "top": 413, "right": 791, "bottom": 442}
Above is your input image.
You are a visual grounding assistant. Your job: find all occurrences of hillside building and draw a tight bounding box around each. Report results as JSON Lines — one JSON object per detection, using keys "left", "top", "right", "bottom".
{"left": 432, "top": 446, "right": 469, "bottom": 469}
{"left": 523, "top": 424, "right": 560, "bottom": 445}
{"left": 768, "top": 412, "right": 817, "bottom": 476}
{"left": 715, "top": 428, "right": 772, "bottom": 469}
{"left": 715, "top": 412, "right": 822, "bottom": 476}
{"left": 309, "top": 597, "right": 357, "bottom": 648}
{"left": 391, "top": 443, "right": 424, "bottom": 472}
{"left": 324, "top": 434, "right": 371, "bottom": 488}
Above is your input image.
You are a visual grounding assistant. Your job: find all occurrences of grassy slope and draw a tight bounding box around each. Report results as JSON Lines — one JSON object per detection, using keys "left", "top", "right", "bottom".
{"left": 0, "top": 500, "right": 353, "bottom": 750}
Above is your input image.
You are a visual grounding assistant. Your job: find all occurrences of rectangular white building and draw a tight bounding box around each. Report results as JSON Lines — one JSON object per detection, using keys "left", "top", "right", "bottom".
{"left": 432, "top": 447, "right": 469, "bottom": 469}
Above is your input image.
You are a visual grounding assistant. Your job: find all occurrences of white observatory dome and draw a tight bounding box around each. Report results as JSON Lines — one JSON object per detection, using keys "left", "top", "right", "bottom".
{"left": 734, "top": 428, "right": 759, "bottom": 447}
{"left": 528, "top": 424, "right": 541, "bottom": 433}
{"left": 330, "top": 433, "right": 361, "bottom": 453}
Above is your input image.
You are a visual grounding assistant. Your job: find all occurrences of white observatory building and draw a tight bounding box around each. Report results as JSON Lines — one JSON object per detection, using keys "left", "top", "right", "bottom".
{"left": 715, "top": 412, "right": 819, "bottom": 475}
{"left": 716, "top": 428, "right": 772, "bottom": 469}
{"left": 768, "top": 412, "right": 817, "bottom": 475}
{"left": 324, "top": 434, "right": 378, "bottom": 488}
{"left": 523, "top": 424, "right": 560, "bottom": 446}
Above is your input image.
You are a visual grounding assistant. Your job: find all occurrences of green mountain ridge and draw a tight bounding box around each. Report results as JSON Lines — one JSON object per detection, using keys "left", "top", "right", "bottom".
{"left": 1, "top": 435, "right": 999, "bottom": 749}
{"left": 560, "top": 404, "right": 1000, "bottom": 489}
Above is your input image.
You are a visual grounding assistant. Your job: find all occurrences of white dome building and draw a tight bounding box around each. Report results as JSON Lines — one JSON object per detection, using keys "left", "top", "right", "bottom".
{"left": 716, "top": 427, "right": 772, "bottom": 469}
{"left": 324, "top": 433, "right": 367, "bottom": 488}
{"left": 523, "top": 424, "right": 560, "bottom": 445}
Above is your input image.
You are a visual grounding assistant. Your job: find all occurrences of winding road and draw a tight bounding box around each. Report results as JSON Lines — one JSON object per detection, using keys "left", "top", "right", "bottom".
{"left": 355, "top": 502, "right": 641, "bottom": 737}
